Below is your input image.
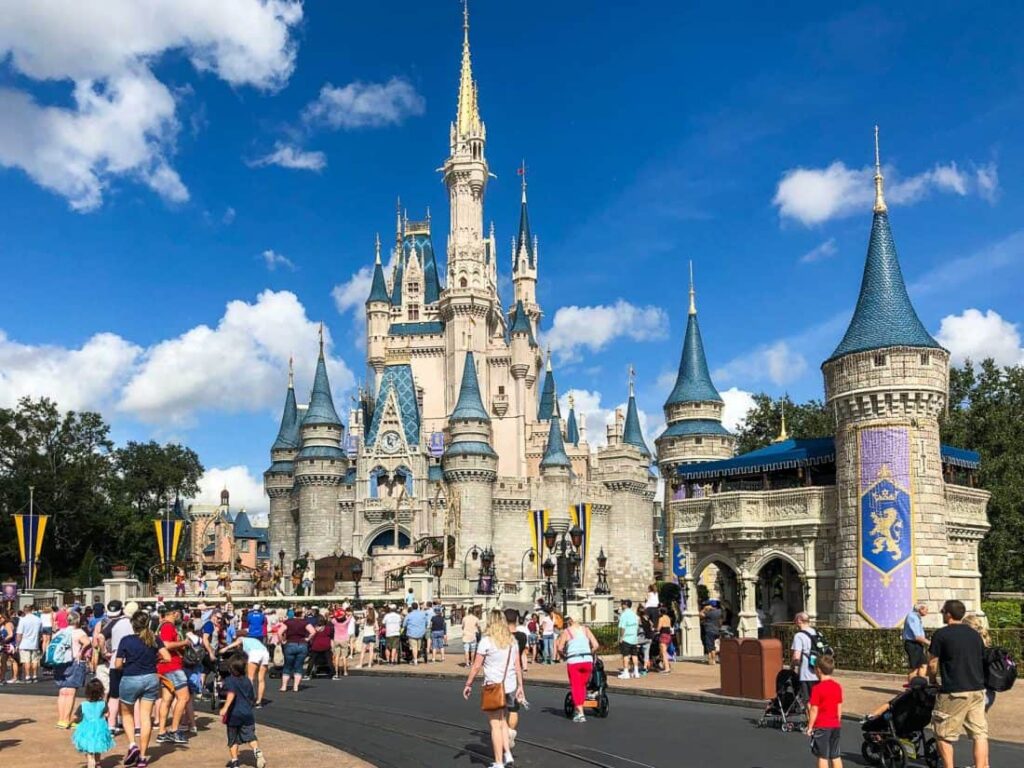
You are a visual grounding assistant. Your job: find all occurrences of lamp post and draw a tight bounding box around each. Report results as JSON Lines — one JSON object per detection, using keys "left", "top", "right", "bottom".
{"left": 544, "top": 523, "right": 583, "bottom": 616}
{"left": 478, "top": 547, "right": 495, "bottom": 595}
{"left": 351, "top": 560, "right": 363, "bottom": 608}
{"left": 519, "top": 548, "right": 536, "bottom": 580}
{"left": 462, "top": 546, "right": 480, "bottom": 580}
{"left": 430, "top": 559, "right": 444, "bottom": 602}
{"left": 542, "top": 557, "right": 555, "bottom": 607}
{"left": 593, "top": 547, "right": 610, "bottom": 595}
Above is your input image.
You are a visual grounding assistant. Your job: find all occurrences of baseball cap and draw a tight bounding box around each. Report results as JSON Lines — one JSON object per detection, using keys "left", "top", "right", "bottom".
{"left": 124, "top": 601, "right": 140, "bottom": 615}
{"left": 334, "top": 609, "right": 345, "bottom": 619}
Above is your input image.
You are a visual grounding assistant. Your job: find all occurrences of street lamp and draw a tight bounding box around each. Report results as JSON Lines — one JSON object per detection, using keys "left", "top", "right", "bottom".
{"left": 542, "top": 557, "right": 555, "bottom": 606}
{"left": 351, "top": 560, "right": 363, "bottom": 607}
{"left": 478, "top": 547, "right": 495, "bottom": 595}
{"left": 594, "top": 547, "right": 611, "bottom": 595}
{"left": 462, "top": 545, "right": 480, "bottom": 579}
{"left": 430, "top": 559, "right": 444, "bottom": 601}
{"left": 520, "top": 548, "right": 536, "bottom": 580}
{"left": 545, "top": 524, "right": 583, "bottom": 615}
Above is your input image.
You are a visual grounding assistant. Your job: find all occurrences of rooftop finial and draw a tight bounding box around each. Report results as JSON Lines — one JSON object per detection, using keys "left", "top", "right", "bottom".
{"left": 456, "top": 0, "right": 480, "bottom": 137}
{"left": 568, "top": 392, "right": 575, "bottom": 410}
{"left": 688, "top": 260, "right": 696, "bottom": 316}
{"left": 628, "top": 364, "right": 636, "bottom": 397}
{"left": 519, "top": 159, "right": 527, "bottom": 203}
{"left": 374, "top": 233, "right": 381, "bottom": 264}
{"left": 873, "top": 125, "right": 887, "bottom": 214}
{"left": 774, "top": 399, "right": 789, "bottom": 443}
{"left": 318, "top": 322, "right": 325, "bottom": 356}
{"left": 288, "top": 355, "right": 294, "bottom": 388}
{"left": 545, "top": 346, "right": 552, "bottom": 371}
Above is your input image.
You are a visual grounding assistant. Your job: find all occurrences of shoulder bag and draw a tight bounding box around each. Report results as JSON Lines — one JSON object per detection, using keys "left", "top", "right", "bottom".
{"left": 481, "top": 646, "right": 512, "bottom": 711}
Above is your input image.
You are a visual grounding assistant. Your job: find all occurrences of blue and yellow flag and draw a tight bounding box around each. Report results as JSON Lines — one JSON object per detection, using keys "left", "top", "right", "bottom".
{"left": 155, "top": 519, "right": 184, "bottom": 564}
{"left": 528, "top": 509, "right": 549, "bottom": 577}
{"left": 570, "top": 503, "right": 592, "bottom": 585}
{"left": 13, "top": 513, "right": 48, "bottom": 589}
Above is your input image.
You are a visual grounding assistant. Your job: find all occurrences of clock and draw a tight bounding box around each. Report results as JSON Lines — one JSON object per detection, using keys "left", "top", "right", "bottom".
{"left": 380, "top": 430, "right": 402, "bottom": 454}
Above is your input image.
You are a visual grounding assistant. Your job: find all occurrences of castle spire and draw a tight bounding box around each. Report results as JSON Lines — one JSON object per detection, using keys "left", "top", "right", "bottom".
{"left": 305, "top": 333, "right": 342, "bottom": 427}
{"left": 773, "top": 400, "right": 790, "bottom": 443}
{"left": 873, "top": 125, "right": 887, "bottom": 214}
{"left": 565, "top": 393, "right": 580, "bottom": 446}
{"left": 366, "top": 234, "right": 390, "bottom": 305}
{"left": 451, "top": 352, "right": 490, "bottom": 422}
{"left": 456, "top": 0, "right": 480, "bottom": 138}
{"left": 623, "top": 366, "right": 651, "bottom": 457}
{"left": 537, "top": 349, "right": 558, "bottom": 421}
{"left": 540, "top": 413, "right": 571, "bottom": 470}
{"left": 288, "top": 355, "right": 294, "bottom": 389}
{"left": 271, "top": 365, "right": 300, "bottom": 451}
{"left": 514, "top": 160, "right": 535, "bottom": 271}
{"left": 688, "top": 261, "right": 696, "bottom": 316}
{"left": 666, "top": 273, "right": 723, "bottom": 406}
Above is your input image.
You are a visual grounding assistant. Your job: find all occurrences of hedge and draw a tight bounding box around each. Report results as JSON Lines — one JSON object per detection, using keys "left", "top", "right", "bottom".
{"left": 981, "top": 600, "right": 1023, "bottom": 628}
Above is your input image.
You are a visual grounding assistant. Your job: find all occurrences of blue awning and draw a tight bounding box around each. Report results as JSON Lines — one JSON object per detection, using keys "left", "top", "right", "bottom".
{"left": 940, "top": 444, "right": 981, "bottom": 469}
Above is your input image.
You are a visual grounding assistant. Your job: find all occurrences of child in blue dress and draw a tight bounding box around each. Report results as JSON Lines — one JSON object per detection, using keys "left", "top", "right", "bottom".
{"left": 73, "top": 678, "right": 115, "bottom": 767}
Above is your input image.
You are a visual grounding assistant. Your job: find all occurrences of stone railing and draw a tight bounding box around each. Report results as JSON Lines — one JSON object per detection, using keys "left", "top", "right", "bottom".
{"left": 944, "top": 484, "right": 990, "bottom": 536}
{"left": 671, "top": 486, "right": 836, "bottom": 532}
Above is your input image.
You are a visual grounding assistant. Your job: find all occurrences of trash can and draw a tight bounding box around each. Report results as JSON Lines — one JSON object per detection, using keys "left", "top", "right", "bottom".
{"left": 719, "top": 636, "right": 742, "bottom": 697}
{"left": 739, "top": 638, "right": 783, "bottom": 700}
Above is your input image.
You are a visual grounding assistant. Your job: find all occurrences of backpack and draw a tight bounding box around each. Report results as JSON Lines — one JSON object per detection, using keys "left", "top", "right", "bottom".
{"left": 182, "top": 637, "right": 206, "bottom": 668}
{"left": 799, "top": 629, "right": 834, "bottom": 669}
{"left": 43, "top": 628, "right": 73, "bottom": 668}
{"left": 984, "top": 646, "right": 1017, "bottom": 692}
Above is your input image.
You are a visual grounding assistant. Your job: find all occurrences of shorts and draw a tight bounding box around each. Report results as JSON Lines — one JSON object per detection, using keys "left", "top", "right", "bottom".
{"left": 809, "top": 727, "right": 841, "bottom": 759}
{"left": 93, "top": 663, "right": 111, "bottom": 694}
{"left": 658, "top": 633, "right": 672, "bottom": 645}
{"left": 408, "top": 637, "right": 423, "bottom": 654}
{"left": 527, "top": 633, "right": 538, "bottom": 647}
{"left": 464, "top": 642, "right": 478, "bottom": 654}
{"left": 226, "top": 723, "right": 257, "bottom": 746}
{"left": 702, "top": 632, "right": 720, "bottom": 654}
{"left": 247, "top": 647, "right": 271, "bottom": 667}
{"left": 331, "top": 640, "right": 349, "bottom": 655}
{"left": 19, "top": 649, "right": 41, "bottom": 664}
{"left": 282, "top": 642, "right": 307, "bottom": 676}
{"left": 362, "top": 635, "right": 376, "bottom": 647}
{"left": 619, "top": 642, "right": 637, "bottom": 657}
{"left": 119, "top": 673, "right": 160, "bottom": 705}
{"left": 160, "top": 669, "right": 189, "bottom": 691}
{"left": 904, "top": 640, "right": 927, "bottom": 670}
{"left": 505, "top": 692, "right": 520, "bottom": 712}
{"left": 932, "top": 691, "right": 988, "bottom": 742}
{"left": 108, "top": 667, "right": 123, "bottom": 698}
{"left": 386, "top": 636, "right": 401, "bottom": 651}
{"left": 431, "top": 630, "right": 446, "bottom": 648}
{"left": 41, "top": 627, "right": 53, "bottom": 637}
{"left": 55, "top": 661, "right": 87, "bottom": 690}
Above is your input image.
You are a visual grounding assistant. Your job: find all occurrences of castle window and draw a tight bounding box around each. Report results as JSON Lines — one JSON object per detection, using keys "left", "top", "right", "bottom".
{"left": 460, "top": 277, "right": 468, "bottom": 288}
{"left": 873, "top": 353, "right": 887, "bottom": 367}
{"left": 408, "top": 305, "right": 420, "bottom": 321}
{"left": 694, "top": 437, "right": 703, "bottom": 445}
{"left": 498, "top": 385, "right": 505, "bottom": 395}
{"left": 408, "top": 282, "right": 419, "bottom": 294}
{"left": 920, "top": 353, "right": 931, "bottom": 365}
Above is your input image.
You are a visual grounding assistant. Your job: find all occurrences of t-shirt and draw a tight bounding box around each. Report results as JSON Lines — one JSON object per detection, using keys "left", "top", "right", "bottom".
{"left": 929, "top": 624, "right": 985, "bottom": 693}
{"left": 461, "top": 614, "right": 480, "bottom": 643}
{"left": 332, "top": 617, "right": 354, "bottom": 643}
{"left": 383, "top": 612, "right": 402, "bottom": 638}
{"left": 403, "top": 610, "right": 428, "bottom": 639}
{"left": 618, "top": 610, "right": 639, "bottom": 645}
{"left": 703, "top": 607, "right": 723, "bottom": 633}
{"left": 791, "top": 628, "right": 819, "bottom": 682}
{"left": 513, "top": 628, "right": 528, "bottom": 655}
{"left": 310, "top": 627, "right": 332, "bottom": 653}
{"left": 40, "top": 612, "right": 53, "bottom": 629}
{"left": 809, "top": 678, "right": 843, "bottom": 728}
{"left": 54, "top": 609, "right": 69, "bottom": 630}
{"left": 117, "top": 634, "right": 164, "bottom": 677}
{"left": 16, "top": 612, "right": 42, "bottom": 650}
{"left": 644, "top": 592, "right": 660, "bottom": 609}
{"left": 902, "top": 610, "right": 925, "bottom": 642}
{"left": 247, "top": 611, "right": 265, "bottom": 638}
{"left": 540, "top": 615, "right": 555, "bottom": 636}
{"left": 430, "top": 613, "right": 446, "bottom": 633}
{"left": 405, "top": 593, "right": 415, "bottom": 607}
{"left": 240, "top": 637, "right": 266, "bottom": 657}
{"left": 477, "top": 636, "right": 517, "bottom": 694}
{"left": 157, "top": 622, "right": 183, "bottom": 674}
{"left": 222, "top": 674, "right": 256, "bottom": 726}
{"left": 102, "top": 615, "right": 134, "bottom": 658}
{"left": 283, "top": 618, "right": 310, "bottom": 644}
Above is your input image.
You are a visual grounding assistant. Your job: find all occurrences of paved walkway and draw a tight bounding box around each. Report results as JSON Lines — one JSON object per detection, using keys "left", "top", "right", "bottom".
{"left": 0, "top": 689, "right": 372, "bottom": 767}
{"left": 353, "top": 653, "right": 1024, "bottom": 744}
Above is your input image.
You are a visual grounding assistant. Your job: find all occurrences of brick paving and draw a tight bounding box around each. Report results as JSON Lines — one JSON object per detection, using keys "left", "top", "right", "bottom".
{"left": 0, "top": 691, "right": 371, "bottom": 767}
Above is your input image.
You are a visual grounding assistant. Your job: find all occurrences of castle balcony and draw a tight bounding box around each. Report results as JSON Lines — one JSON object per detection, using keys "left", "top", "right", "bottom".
{"left": 944, "top": 484, "right": 991, "bottom": 541}
{"left": 671, "top": 486, "right": 837, "bottom": 545}
{"left": 491, "top": 392, "right": 508, "bottom": 417}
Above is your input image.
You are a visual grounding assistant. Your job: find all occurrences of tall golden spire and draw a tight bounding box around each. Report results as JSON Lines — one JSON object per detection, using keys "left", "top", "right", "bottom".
{"left": 456, "top": 0, "right": 480, "bottom": 137}
{"left": 873, "top": 125, "right": 887, "bottom": 214}
{"left": 774, "top": 400, "right": 790, "bottom": 443}
{"left": 688, "top": 260, "right": 697, "bottom": 316}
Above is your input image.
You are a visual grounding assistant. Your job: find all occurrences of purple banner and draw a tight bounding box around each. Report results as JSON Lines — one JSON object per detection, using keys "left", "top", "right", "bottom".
{"left": 858, "top": 427, "right": 914, "bottom": 627}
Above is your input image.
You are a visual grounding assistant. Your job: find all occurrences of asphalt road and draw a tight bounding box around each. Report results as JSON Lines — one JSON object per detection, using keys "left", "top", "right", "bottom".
{"left": 251, "top": 674, "right": 1024, "bottom": 768}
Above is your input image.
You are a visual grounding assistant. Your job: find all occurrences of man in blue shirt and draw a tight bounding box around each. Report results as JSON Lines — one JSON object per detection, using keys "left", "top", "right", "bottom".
{"left": 403, "top": 603, "right": 428, "bottom": 665}
{"left": 902, "top": 602, "right": 929, "bottom": 681}
{"left": 246, "top": 605, "right": 266, "bottom": 646}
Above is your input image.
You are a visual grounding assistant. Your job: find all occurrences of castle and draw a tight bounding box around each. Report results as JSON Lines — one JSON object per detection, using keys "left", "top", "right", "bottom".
{"left": 265, "top": 6, "right": 655, "bottom": 598}
{"left": 664, "top": 131, "right": 991, "bottom": 645}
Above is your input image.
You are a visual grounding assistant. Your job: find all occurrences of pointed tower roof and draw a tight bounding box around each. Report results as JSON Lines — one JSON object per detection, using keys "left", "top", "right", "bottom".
{"left": 540, "top": 413, "right": 571, "bottom": 470}
{"left": 666, "top": 265, "right": 723, "bottom": 405}
{"left": 455, "top": 0, "right": 481, "bottom": 138}
{"left": 509, "top": 299, "right": 538, "bottom": 346}
{"left": 366, "top": 235, "right": 390, "bottom": 305}
{"left": 622, "top": 369, "right": 650, "bottom": 456}
{"left": 451, "top": 352, "right": 490, "bottom": 422}
{"left": 537, "top": 351, "right": 557, "bottom": 420}
{"left": 514, "top": 164, "right": 535, "bottom": 270}
{"left": 565, "top": 393, "right": 580, "bottom": 446}
{"left": 303, "top": 329, "right": 343, "bottom": 427}
{"left": 390, "top": 255, "right": 404, "bottom": 305}
{"left": 271, "top": 359, "right": 300, "bottom": 450}
{"left": 827, "top": 128, "right": 941, "bottom": 363}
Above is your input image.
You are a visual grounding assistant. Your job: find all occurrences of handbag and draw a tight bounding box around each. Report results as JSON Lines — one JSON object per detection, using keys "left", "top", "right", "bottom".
{"left": 481, "top": 646, "right": 512, "bottom": 712}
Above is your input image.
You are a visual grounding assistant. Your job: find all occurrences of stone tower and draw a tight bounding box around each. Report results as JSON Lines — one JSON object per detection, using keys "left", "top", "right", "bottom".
{"left": 265, "top": 359, "right": 299, "bottom": 568}
{"left": 656, "top": 267, "right": 735, "bottom": 486}
{"left": 293, "top": 335, "right": 348, "bottom": 560}
{"left": 822, "top": 130, "right": 948, "bottom": 628}
{"left": 443, "top": 351, "right": 498, "bottom": 570}
{"left": 512, "top": 171, "right": 540, "bottom": 331}
{"left": 365, "top": 235, "right": 391, "bottom": 391}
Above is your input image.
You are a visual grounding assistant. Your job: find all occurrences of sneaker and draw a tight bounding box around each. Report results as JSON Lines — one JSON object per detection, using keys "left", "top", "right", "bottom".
{"left": 255, "top": 750, "right": 267, "bottom": 768}
{"left": 631, "top": 671, "right": 640, "bottom": 679}
{"left": 504, "top": 750, "right": 514, "bottom": 765}
{"left": 190, "top": 725, "right": 198, "bottom": 735}
{"left": 572, "top": 713, "right": 586, "bottom": 723}
{"left": 136, "top": 759, "right": 149, "bottom": 768}
{"left": 617, "top": 671, "right": 631, "bottom": 680}
{"left": 155, "top": 732, "right": 173, "bottom": 744}
{"left": 507, "top": 728, "right": 516, "bottom": 749}
{"left": 123, "top": 745, "right": 141, "bottom": 767}
{"left": 171, "top": 731, "right": 188, "bottom": 744}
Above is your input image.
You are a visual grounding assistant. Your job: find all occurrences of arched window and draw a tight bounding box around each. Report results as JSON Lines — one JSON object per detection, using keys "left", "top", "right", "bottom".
{"left": 394, "top": 465, "right": 415, "bottom": 497}
{"left": 369, "top": 466, "right": 389, "bottom": 499}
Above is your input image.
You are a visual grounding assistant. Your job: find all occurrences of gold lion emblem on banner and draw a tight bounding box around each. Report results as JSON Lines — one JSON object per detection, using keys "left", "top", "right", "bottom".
{"left": 869, "top": 507, "right": 903, "bottom": 559}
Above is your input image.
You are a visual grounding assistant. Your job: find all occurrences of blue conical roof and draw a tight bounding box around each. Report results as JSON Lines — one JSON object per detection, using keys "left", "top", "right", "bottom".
{"left": 827, "top": 210, "right": 941, "bottom": 362}
{"left": 509, "top": 299, "right": 538, "bottom": 347}
{"left": 537, "top": 364, "right": 557, "bottom": 421}
{"left": 565, "top": 404, "right": 580, "bottom": 446}
{"left": 366, "top": 259, "right": 390, "bottom": 305}
{"left": 623, "top": 393, "right": 650, "bottom": 456}
{"left": 390, "top": 257, "right": 404, "bottom": 305}
{"left": 271, "top": 382, "right": 299, "bottom": 450}
{"left": 303, "top": 351, "right": 342, "bottom": 427}
{"left": 514, "top": 192, "right": 535, "bottom": 270}
{"left": 666, "top": 312, "right": 722, "bottom": 406}
{"left": 540, "top": 414, "right": 571, "bottom": 469}
{"left": 451, "top": 352, "right": 490, "bottom": 422}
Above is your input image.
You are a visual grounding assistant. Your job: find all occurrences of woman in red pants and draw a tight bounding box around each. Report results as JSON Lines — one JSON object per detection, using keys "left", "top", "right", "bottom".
{"left": 554, "top": 616, "right": 599, "bottom": 723}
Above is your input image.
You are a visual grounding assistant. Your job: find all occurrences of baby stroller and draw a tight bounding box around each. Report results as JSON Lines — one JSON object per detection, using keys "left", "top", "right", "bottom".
{"left": 861, "top": 679, "right": 939, "bottom": 768}
{"left": 204, "top": 651, "right": 244, "bottom": 712}
{"left": 563, "top": 657, "right": 610, "bottom": 719}
{"left": 757, "top": 668, "right": 806, "bottom": 732}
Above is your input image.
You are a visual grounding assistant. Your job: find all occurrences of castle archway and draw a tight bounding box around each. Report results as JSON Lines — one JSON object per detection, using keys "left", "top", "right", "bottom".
{"left": 365, "top": 527, "right": 411, "bottom": 553}
{"left": 756, "top": 556, "right": 805, "bottom": 627}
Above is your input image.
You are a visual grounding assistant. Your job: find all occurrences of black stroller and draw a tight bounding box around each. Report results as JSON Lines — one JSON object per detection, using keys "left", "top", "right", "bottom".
{"left": 860, "top": 679, "right": 939, "bottom": 768}
{"left": 562, "top": 657, "right": 610, "bottom": 718}
{"left": 204, "top": 651, "right": 244, "bottom": 712}
{"left": 757, "top": 668, "right": 806, "bottom": 732}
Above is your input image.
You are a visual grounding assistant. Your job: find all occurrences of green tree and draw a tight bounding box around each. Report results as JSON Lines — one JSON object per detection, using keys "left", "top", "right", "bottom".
{"left": 734, "top": 394, "right": 833, "bottom": 454}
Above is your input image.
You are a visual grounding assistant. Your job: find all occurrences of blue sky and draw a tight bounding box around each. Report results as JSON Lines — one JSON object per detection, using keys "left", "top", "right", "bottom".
{"left": 2, "top": 1, "right": 1023, "bottom": 513}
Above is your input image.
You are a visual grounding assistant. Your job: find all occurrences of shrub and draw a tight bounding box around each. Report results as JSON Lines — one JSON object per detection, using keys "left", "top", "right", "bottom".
{"left": 982, "top": 600, "right": 1022, "bottom": 628}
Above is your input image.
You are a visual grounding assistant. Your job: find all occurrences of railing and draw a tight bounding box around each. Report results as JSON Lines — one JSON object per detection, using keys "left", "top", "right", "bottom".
{"left": 671, "top": 486, "right": 836, "bottom": 531}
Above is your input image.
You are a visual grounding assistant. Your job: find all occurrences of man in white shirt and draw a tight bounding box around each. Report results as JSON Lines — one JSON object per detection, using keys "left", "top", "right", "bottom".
{"left": 382, "top": 605, "right": 402, "bottom": 664}
{"left": 16, "top": 605, "right": 43, "bottom": 682}
{"left": 789, "top": 612, "right": 820, "bottom": 701}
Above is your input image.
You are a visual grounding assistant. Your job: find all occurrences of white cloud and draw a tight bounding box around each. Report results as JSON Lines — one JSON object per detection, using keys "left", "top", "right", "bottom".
{"left": 249, "top": 142, "right": 326, "bottom": 172}
{"left": 545, "top": 300, "right": 669, "bottom": 362}
{"left": 303, "top": 78, "right": 425, "bottom": 130}
{"left": 196, "top": 465, "right": 268, "bottom": 516}
{"left": 222, "top": 207, "right": 237, "bottom": 225}
{"left": 560, "top": 389, "right": 663, "bottom": 452}
{"left": 936, "top": 308, "right": 1024, "bottom": 367}
{"left": 0, "top": 0, "right": 302, "bottom": 210}
{"left": 120, "top": 290, "right": 353, "bottom": 426}
{"left": 262, "top": 249, "right": 295, "bottom": 271}
{"left": 800, "top": 237, "right": 838, "bottom": 264}
{"left": 714, "top": 340, "right": 808, "bottom": 387}
{"left": 720, "top": 387, "right": 756, "bottom": 432}
{"left": 331, "top": 266, "right": 374, "bottom": 351}
{"left": 0, "top": 330, "right": 141, "bottom": 411}
{"left": 773, "top": 159, "right": 999, "bottom": 226}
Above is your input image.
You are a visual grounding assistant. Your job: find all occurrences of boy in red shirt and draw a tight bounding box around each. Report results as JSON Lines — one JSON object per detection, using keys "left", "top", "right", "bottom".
{"left": 806, "top": 654, "right": 843, "bottom": 768}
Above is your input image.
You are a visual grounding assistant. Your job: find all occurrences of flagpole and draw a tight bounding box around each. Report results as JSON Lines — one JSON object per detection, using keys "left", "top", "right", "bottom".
{"left": 27, "top": 485, "right": 34, "bottom": 592}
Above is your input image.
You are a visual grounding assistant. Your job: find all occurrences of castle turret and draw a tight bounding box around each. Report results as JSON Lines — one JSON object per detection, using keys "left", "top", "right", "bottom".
{"left": 512, "top": 166, "right": 540, "bottom": 331}
{"left": 443, "top": 351, "right": 497, "bottom": 579}
{"left": 622, "top": 371, "right": 651, "bottom": 460}
{"left": 293, "top": 330, "right": 348, "bottom": 560}
{"left": 655, "top": 264, "right": 735, "bottom": 485}
{"left": 823, "top": 128, "right": 949, "bottom": 628}
{"left": 566, "top": 394, "right": 580, "bottom": 446}
{"left": 266, "top": 359, "right": 300, "bottom": 568}
{"left": 366, "top": 235, "right": 390, "bottom": 387}
{"left": 537, "top": 352, "right": 557, "bottom": 421}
